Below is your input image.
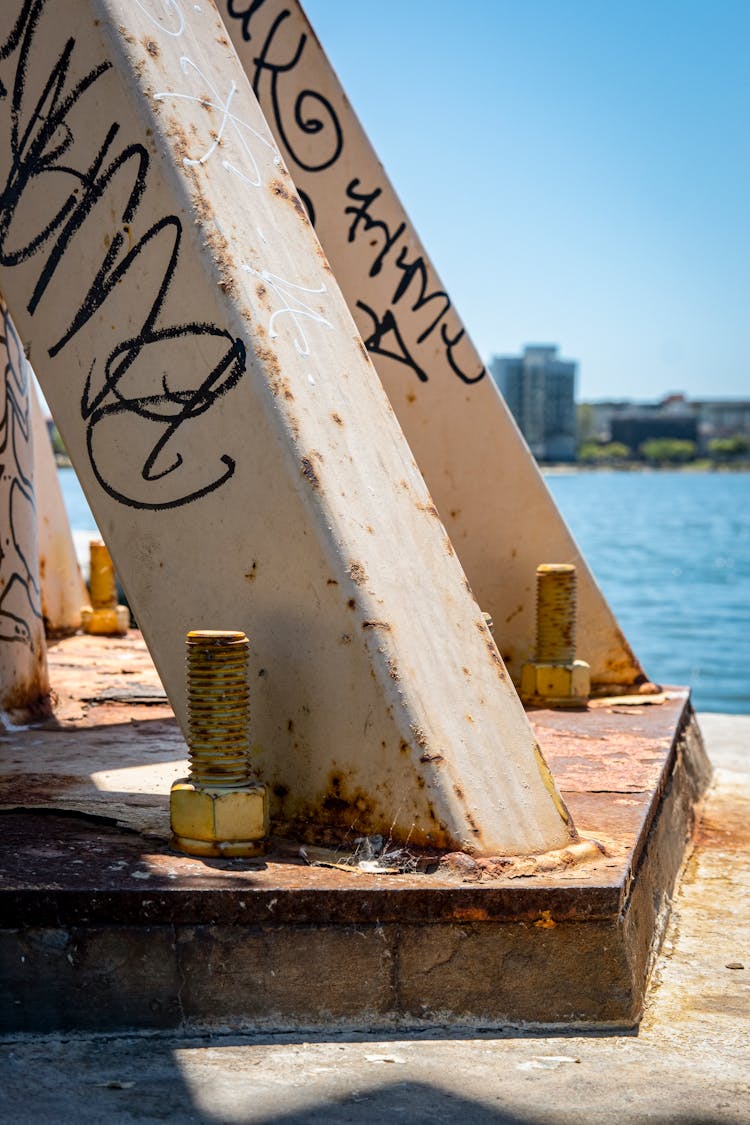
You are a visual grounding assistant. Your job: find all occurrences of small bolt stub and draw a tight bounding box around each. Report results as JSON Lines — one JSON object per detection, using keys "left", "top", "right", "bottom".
{"left": 81, "top": 541, "right": 129, "bottom": 636}
{"left": 170, "top": 629, "right": 269, "bottom": 857}
{"left": 521, "top": 564, "right": 590, "bottom": 708}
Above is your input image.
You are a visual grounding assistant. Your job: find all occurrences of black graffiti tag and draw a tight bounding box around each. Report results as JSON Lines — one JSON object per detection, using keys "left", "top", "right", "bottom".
{"left": 0, "top": 300, "right": 43, "bottom": 647}
{"left": 345, "top": 180, "right": 484, "bottom": 385}
{"left": 222, "top": 0, "right": 484, "bottom": 388}
{"left": 355, "top": 300, "right": 428, "bottom": 385}
{"left": 0, "top": 0, "right": 247, "bottom": 510}
{"left": 226, "top": 1, "right": 343, "bottom": 175}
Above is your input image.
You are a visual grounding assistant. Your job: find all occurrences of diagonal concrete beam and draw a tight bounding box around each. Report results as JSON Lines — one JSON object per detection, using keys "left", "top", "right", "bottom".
{"left": 218, "top": 0, "right": 646, "bottom": 692}
{"left": 0, "top": 297, "right": 48, "bottom": 715}
{"left": 0, "top": 0, "right": 575, "bottom": 855}
{"left": 30, "top": 381, "right": 87, "bottom": 636}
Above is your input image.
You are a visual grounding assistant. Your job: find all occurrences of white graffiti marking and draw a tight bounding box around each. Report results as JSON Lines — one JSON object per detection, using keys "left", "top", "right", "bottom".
{"left": 134, "top": 0, "right": 185, "bottom": 37}
{"left": 247, "top": 267, "right": 333, "bottom": 358}
{"left": 154, "top": 57, "right": 279, "bottom": 186}
{"left": 141, "top": 2, "right": 334, "bottom": 361}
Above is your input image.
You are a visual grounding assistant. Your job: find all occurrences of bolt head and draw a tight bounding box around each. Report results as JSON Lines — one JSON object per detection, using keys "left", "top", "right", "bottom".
{"left": 170, "top": 779, "right": 269, "bottom": 857}
{"left": 520, "top": 659, "right": 590, "bottom": 708}
{"left": 81, "top": 604, "right": 130, "bottom": 636}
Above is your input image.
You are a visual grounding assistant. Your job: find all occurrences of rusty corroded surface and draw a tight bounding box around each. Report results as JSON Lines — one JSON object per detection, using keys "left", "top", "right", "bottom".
{"left": 42, "top": 631, "right": 170, "bottom": 721}
{"left": 0, "top": 634, "right": 706, "bottom": 923}
{"left": 0, "top": 712, "right": 746, "bottom": 1119}
{"left": 535, "top": 699, "right": 685, "bottom": 792}
{"left": 0, "top": 633, "right": 712, "bottom": 1029}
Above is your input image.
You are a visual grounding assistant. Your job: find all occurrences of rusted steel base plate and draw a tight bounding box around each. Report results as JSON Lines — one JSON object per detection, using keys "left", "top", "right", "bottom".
{"left": 0, "top": 635, "right": 711, "bottom": 1032}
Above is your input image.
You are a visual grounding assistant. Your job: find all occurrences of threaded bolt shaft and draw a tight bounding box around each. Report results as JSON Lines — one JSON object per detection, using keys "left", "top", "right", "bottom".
{"left": 186, "top": 630, "right": 251, "bottom": 789}
{"left": 89, "top": 541, "right": 117, "bottom": 610}
{"left": 535, "top": 564, "right": 577, "bottom": 664}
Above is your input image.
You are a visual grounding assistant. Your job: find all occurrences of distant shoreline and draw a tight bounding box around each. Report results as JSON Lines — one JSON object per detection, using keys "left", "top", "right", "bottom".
{"left": 541, "top": 462, "right": 750, "bottom": 475}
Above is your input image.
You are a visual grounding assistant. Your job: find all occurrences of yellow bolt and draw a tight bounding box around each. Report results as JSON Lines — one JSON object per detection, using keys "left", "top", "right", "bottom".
{"left": 535, "top": 563, "right": 577, "bottom": 664}
{"left": 186, "top": 630, "right": 251, "bottom": 787}
{"left": 170, "top": 630, "right": 268, "bottom": 857}
{"left": 81, "top": 541, "right": 129, "bottom": 636}
{"left": 89, "top": 541, "right": 117, "bottom": 609}
{"left": 520, "top": 564, "right": 590, "bottom": 708}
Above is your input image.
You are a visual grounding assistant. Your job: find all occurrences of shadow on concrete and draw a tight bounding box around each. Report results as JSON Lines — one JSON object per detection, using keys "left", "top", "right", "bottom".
{"left": 249, "top": 1084, "right": 729, "bottom": 1125}
{"left": 0, "top": 1032, "right": 734, "bottom": 1125}
{"left": 2, "top": 1041, "right": 537, "bottom": 1123}
{"left": 250, "top": 1082, "right": 558, "bottom": 1124}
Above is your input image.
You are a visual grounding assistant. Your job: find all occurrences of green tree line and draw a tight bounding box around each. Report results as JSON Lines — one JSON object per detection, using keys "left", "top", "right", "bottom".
{"left": 578, "top": 434, "right": 750, "bottom": 465}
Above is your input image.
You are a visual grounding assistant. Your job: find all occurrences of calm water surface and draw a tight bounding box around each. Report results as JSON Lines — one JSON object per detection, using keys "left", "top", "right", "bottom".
{"left": 59, "top": 467, "right": 98, "bottom": 533}
{"left": 546, "top": 470, "right": 750, "bottom": 714}
{"left": 59, "top": 467, "right": 750, "bottom": 714}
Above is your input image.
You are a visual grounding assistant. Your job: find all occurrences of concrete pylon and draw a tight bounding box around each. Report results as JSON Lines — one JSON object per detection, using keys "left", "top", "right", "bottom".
{"left": 0, "top": 0, "right": 576, "bottom": 855}
{"left": 218, "top": 0, "right": 647, "bottom": 692}
{"left": 0, "top": 297, "right": 49, "bottom": 717}
{"left": 30, "top": 383, "right": 87, "bottom": 636}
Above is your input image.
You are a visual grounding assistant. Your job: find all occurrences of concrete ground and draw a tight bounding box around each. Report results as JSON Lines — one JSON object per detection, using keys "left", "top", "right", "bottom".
{"left": 0, "top": 712, "right": 747, "bottom": 1124}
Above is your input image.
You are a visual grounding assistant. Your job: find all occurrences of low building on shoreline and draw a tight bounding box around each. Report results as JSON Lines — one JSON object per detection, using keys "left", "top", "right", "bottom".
{"left": 581, "top": 393, "right": 750, "bottom": 456}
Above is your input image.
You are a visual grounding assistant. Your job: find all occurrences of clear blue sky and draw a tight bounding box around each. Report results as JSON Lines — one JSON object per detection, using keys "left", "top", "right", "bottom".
{"left": 303, "top": 0, "right": 749, "bottom": 401}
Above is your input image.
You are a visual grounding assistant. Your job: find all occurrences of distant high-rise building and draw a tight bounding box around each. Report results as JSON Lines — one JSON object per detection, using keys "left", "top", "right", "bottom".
{"left": 490, "top": 345, "right": 577, "bottom": 461}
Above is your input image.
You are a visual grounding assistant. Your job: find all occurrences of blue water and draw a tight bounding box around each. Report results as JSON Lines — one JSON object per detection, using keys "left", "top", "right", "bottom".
{"left": 546, "top": 470, "right": 750, "bottom": 714}
{"left": 58, "top": 467, "right": 98, "bottom": 533}
{"left": 58, "top": 467, "right": 750, "bottom": 714}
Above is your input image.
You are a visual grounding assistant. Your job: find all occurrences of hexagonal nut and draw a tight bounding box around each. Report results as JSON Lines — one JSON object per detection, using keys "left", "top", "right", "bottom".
{"left": 81, "top": 604, "right": 130, "bottom": 636}
{"left": 170, "top": 779, "right": 269, "bottom": 857}
{"left": 520, "top": 659, "right": 590, "bottom": 707}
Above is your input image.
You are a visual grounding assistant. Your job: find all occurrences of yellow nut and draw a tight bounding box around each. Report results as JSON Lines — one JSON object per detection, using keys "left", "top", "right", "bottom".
{"left": 170, "top": 778, "right": 269, "bottom": 857}
{"left": 520, "top": 659, "right": 590, "bottom": 708}
{"left": 81, "top": 604, "right": 130, "bottom": 636}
